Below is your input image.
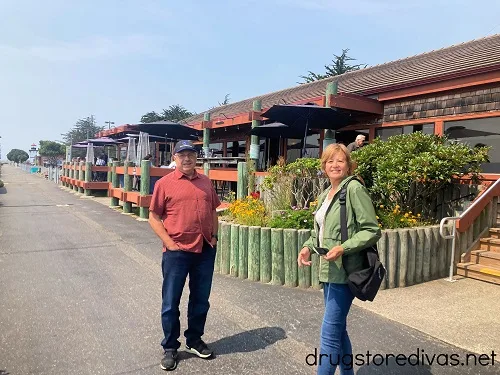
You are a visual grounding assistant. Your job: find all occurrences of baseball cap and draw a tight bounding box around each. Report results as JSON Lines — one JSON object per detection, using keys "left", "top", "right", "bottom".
{"left": 173, "top": 140, "right": 197, "bottom": 154}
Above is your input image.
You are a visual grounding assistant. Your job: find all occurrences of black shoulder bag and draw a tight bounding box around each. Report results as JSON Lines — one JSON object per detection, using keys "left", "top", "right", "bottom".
{"left": 339, "top": 178, "right": 386, "bottom": 302}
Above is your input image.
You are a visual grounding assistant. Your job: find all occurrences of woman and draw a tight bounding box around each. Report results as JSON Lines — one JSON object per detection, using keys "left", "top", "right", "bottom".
{"left": 297, "top": 143, "right": 380, "bottom": 375}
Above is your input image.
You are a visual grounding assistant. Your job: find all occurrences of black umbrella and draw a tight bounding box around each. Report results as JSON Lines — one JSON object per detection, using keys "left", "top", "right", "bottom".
{"left": 249, "top": 122, "right": 315, "bottom": 139}
{"left": 129, "top": 121, "right": 201, "bottom": 140}
{"left": 76, "top": 137, "right": 118, "bottom": 146}
{"left": 260, "top": 104, "right": 351, "bottom": 156}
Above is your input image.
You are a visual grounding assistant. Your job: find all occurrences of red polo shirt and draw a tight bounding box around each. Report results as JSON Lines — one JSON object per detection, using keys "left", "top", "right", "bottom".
{"left": 149, "top": 168, "right": 221, "bottom": 253}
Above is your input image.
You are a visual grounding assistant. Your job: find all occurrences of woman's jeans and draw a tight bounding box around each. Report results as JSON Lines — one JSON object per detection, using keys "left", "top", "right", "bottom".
{"left": 317, "top": 282, "right": 355, "bottom": 375}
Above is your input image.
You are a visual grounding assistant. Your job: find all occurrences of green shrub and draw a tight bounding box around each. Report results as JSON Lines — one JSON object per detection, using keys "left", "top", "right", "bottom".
{"left": 352, "top": 132, "right": 489, "bottom": 218}
{"left": 267, "top": 206, "right": 315, "bottom": 229}
{"left": 261, "top": 157, "right": 327, "bottom": 211}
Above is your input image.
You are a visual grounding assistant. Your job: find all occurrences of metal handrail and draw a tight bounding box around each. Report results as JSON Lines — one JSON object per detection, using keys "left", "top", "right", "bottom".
{"left": 439, "top": 178, "right": 500, "bottom": 282}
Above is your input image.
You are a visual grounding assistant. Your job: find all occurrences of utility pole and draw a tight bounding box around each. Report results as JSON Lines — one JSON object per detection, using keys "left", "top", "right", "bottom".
{"left": 105, "top": 121, "right": 115, "bottom": 130}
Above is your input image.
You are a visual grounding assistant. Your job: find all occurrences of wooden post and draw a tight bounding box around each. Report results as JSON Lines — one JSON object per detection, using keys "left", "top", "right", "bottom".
{"left": 110, "top": 161, "right": 119, "bottom": 207}
{"left": 84, "top": 162, "right": 92, "bottom": 196}
{"left": 230, "top": 224, "right": 240, "bottom": 277}
{"left": 248, "top": 226, "right": 261, "bottom": 281}
{"left": 249, "top": 99, "right": 261, "bottom": 188}
{"left": 283, "top": 229, "right": 298, "bottom": 287}
{"left": 297, "top": 229, "right": 311, "bottom": 288}
{"left": 203, "top": 112, "right": 211, "bottom": 176}
{"left": 238, "top": 225, "right": 249, "bottom": 279}
{"left": 139, "top": 160, "right": 151, "bottom": 219}
{"left": 323, "top": 82, "right": 338, "bottom": 149}
{"left": 123, "top": 161, "right": 132, "bottom": 213}
{"left": 237, "top": 162, "right": 248, "bottom": 199}
{"left": 260, "top": 227, "right": 272, "bottom": 283}
{"left": 79, "top": 162, "right": 85, "bottom": 194}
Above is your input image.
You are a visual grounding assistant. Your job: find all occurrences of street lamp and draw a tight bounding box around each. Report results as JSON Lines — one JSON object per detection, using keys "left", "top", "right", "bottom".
{"left": 105, "top": 121, "right": 115, "bottom": 130}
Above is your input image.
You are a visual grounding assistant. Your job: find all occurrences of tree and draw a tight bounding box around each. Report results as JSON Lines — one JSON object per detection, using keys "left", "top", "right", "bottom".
{"left": 7, "top": 149, "right": 29, "bottom": 163}
{"left": 140, "top": 104, "right": 194, "bottom": 123}
{"left": 161, "top": 105, "right": 194, "bottom": 122}
{"left": 61, "top": 115, "right": 104, "bottom": 158}
{"left": 140, "top": 111, "right": 163, "bottom": 123}
{"left": 299, "top": 48, "right": 367, "bottom": 84}
{"left": 219, "top": 94, "right": 230, "bottom": 106}
{"left": 38, "top": 141, "right": 66, "bottom": 166}
{"left": 210, "top": 94, "right": 231, "bottom": 110}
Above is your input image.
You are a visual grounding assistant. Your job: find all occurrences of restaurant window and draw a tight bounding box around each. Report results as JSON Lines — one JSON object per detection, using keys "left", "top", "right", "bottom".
{"left": 208, "top": 142, "right": 223, "bottom": 157}
{"left": 376, "top": 124, "right": 434, "bottom": 141}
{"left": 286, "top": 133, "right": 320, "bottom": 163}
{"left": 444, "top": 117, "right": 500, "bottom": 173}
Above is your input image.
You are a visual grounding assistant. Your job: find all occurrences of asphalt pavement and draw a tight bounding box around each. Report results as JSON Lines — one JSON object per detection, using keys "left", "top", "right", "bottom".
{"left": 0, "top": 164, "right": 497, "bottom": 374}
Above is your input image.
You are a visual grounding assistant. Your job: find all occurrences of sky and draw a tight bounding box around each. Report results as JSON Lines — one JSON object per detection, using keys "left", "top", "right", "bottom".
{"left": 1, "top": 0, "right": 500, "bottom": 158}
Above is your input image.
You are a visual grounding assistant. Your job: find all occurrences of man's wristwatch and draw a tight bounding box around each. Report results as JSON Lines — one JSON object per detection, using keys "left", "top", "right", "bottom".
{"left": 212, "top": 234, "right": 218, "bottom": 241}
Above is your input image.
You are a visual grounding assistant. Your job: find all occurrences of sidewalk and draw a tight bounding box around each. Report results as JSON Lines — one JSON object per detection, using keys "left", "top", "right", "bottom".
{"left": 353, "top": 276, "right": 500, "bottom": 355}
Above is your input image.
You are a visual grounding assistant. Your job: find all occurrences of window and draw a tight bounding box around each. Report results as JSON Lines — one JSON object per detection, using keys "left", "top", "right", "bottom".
{"left": 286, "top": 134, "right": 320, "bottom": 162}
{"left": 376, "top": 124, "right": 434, "bottom": 141}
{"left": 444, "top": 117, "right": 500, "bottom": 173}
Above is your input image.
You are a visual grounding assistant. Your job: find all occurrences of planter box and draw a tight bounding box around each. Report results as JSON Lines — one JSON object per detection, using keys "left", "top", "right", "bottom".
{"left": 216, "top": 221, "right": 455, "bottom": 290}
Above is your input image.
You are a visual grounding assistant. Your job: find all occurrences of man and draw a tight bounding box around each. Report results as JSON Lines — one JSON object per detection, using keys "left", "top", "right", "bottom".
{"left": 347, "top": 134, "right": 366, "bottom": 152}
{"left": 149, "top": 140, "right": 220, "bottom": 371}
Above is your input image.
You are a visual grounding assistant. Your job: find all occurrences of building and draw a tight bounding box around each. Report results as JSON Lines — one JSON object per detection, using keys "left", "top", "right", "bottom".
{"left": 183, "top": 34, "right": 500, "bottom": 173}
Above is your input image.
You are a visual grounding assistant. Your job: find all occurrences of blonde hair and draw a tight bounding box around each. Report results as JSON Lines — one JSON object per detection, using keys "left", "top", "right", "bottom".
{"left": 320, "top": 143, "right": 354, "bottom": 175}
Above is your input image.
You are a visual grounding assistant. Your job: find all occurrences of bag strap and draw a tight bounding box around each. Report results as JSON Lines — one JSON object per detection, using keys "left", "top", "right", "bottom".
{"left": 339, "top": 177, "right": 363, "bottom": 243}
{"left": 339, "top": 183, "right": 349, "bottom": 243}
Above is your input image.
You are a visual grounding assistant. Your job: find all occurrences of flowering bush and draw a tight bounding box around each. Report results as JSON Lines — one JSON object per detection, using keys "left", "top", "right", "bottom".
{"left": 228, "top": 196, "right": 267, "bottom": 226}
{"left": 376, "top": 204, "right": 425, "bottom": 229}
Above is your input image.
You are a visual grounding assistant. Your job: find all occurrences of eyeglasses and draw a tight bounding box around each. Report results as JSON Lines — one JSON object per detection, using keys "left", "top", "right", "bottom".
{"left": 174, "top": 153, "right": 197, "bottom": 159}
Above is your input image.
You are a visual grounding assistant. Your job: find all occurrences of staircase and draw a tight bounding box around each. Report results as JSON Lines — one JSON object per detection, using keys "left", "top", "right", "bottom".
{"left": 457, "top": 212, "right": 500, "bottom": 285}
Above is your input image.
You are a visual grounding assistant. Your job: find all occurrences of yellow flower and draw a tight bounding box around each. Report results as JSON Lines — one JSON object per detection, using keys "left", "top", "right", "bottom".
{"left": 404, "top": 213, "right": 409, "bottom": 218}
{"left": 379, "top": 204, "right": 384, "bottom": 208}
{"left": 376, "top": 216, "right": 379, "bottom": 219}
{"left": 417, "top": 213, "right": 421, "bottom": 217}
{"left": 400, "top": 218, "right": 404, "bottom": 222}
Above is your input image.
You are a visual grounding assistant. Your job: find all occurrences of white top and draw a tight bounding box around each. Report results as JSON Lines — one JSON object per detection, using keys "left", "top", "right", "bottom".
{"left": 315, "top": 193, "right": 333, "bottom": 247}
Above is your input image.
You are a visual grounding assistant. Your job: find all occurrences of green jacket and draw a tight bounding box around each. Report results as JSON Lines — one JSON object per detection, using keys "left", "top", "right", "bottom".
{"left": 303, "top": 176, "right": 381, "bottom": 284}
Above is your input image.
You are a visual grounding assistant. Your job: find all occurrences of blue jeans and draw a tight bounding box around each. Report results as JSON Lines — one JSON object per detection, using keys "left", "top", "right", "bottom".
{"left": 317, "top": 283, "right": 355, "bottom": 375}
{"left": 161, "top": 242, "right": 216, "bottom": 351}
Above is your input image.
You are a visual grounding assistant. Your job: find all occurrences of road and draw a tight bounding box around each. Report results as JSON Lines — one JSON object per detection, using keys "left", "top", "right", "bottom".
{"left": 0, "top": 165, "right": 497, "bottom": 374}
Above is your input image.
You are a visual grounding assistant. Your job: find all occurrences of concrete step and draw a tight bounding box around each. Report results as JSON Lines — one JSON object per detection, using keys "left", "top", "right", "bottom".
{"left": 457, "top": 262, "right": 500, "bottom": 285}
{"left": 479, "top": 238, "right": 500, "bottom": 252}
{"left": 470, "top": 250, "right": 500, "bottom": 268}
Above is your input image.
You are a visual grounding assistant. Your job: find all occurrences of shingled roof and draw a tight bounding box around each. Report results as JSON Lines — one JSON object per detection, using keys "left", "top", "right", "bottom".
{"left": 185, "top": 34, "right": 500, "bottom": 124}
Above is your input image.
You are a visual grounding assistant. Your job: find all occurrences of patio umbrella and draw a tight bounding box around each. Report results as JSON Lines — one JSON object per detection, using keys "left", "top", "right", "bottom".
{"left": 76, "top": 137, "right": 118, "bottom": 146}
{"left": 249, "top": 122, "right": 315, "bottom": 139}
{"left": 126, "top": 137, "right": 137, "bottom": 164}
{"left": 136, "top": 132, "right": 151, "bottom": 162}
{"left": 129, "top": 121, "right": 201, "bottom": 140}
{"left": 260, "top": 104, "right": 351, "bottom": 156}
{"left": 85, "top": 143, "right": 95, "bottom": 165}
